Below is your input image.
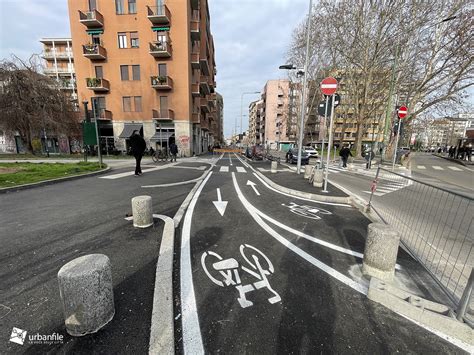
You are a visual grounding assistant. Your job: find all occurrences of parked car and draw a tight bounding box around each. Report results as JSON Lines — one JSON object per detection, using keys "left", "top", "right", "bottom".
{"left": 246, "top": 145, "right": 264, "bottom": 160}
{"left": 285, "top": 148, "right": 310, "bottom": 164}
{"left": 304, "top": 146, "right": 319, "bottom": 157}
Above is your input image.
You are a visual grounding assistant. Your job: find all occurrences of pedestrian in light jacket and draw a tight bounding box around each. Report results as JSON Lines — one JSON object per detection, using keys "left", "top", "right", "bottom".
{"left": 130, "top": 130, "right": 146, "bottom": 176}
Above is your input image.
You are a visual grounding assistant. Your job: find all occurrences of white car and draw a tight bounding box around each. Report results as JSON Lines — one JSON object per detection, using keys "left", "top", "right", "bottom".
{"left": 304, "top": 146, "right": 319, "bottom": 157}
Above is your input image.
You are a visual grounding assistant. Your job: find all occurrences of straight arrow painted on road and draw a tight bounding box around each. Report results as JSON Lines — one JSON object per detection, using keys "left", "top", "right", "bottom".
{"left": 212, "top": 188, "right": 228, "bottom": 216}
{"left": 246, "top": 180, "right": 260, "bottom": 196}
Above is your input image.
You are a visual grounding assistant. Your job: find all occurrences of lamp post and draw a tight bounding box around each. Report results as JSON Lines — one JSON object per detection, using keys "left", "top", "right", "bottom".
{"left": 240, "top": 92, "right": 260, "bottom": 148}
{"left": 90, "top": 99, "right": 103, "bottom": 168}
{"left": 82, "top": 100, "right": 89, "bottom": 162}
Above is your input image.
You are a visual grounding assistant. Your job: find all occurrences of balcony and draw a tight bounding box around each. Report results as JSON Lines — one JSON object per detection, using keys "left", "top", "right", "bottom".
{"left": 43, "top": 67, "right": 74, "bottom": 75}
{"left": 153, "top": 109, "right": 174, "bottom": 121}
{"left": 200, "top": 97, "right": 210, "bottom": 113}
{"left": 86, "top": 77, "right": 110, "bottom": 92}
{"left": 151, "top": 75, "right": 173, "bottom": 90}
{"left": 190, "top": 20, "right": 200, "bottom": 40}
{"left": 209, "top": 80, "right": 215, "bottom": 93}
{"left": 191, "top": 0, "right": 199, "bottom": 10}
{"left": 191, "top": 52, "right": 200, "bottom": 69}
{"left": 149, "top": 40, "right": 172, "bottom": 58}
{"left": 200, "top": 56, "right": 210, "bottom": 76}
{"left": 200, "top": 76, "right": 210, "bottom": 95}
{"left": 42, "top": 51, "right": 71, "bottom": 60}
{"left": 82, "top": 44, "right": 107, "bottom": 60}
{"left": 147, "top": 5, "right": 171, "bottom": 24}
{"left": 98, "top": 109, "right": 113, "bottom": 120}
{"left": 192, "top": 83, "right": 200, "bottom": 97}
{"left": 192, "top": 112, "right": 200, "bottom": 123}
{"left": 78, "top": 9, "right": 104, "bottom": 28}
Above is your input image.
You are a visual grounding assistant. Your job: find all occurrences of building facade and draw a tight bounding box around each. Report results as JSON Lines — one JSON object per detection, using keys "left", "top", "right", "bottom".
{"left": 216, "top": 92, "right": 224, "bottom": 145}
{"left": 67, "top": 0, "right": 217, "bottom": 156}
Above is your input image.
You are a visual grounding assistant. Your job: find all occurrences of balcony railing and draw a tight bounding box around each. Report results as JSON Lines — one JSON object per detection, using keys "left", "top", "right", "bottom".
{"left": 98, "top": 109, "right": 112, "bottom": 120}
{"left": 78, "top": 9, "right": 104, "bottom": 28}
{"left": 200, "top": 56, "right": 210, "bottom": 76}
{"left": 190, "top": 20, "right": 200, "bottom": 40}
{"left": 152, "top": 109, "right": 174, "bottom": 120}
{"left": 192, "top": 112, "right": 200, "bottom": 123}
{"left": 191, "top": 52, "right": 200, "bottom": 69}
{"left": 86, "top": 77, "right": 110, "bottom": 92}
{"left": 146, "top": 5, "right": 171, "bottom": 24}
{"left": 151, "top": 75, "right": 173, "bottom": 90}
{"left": 200, "top": 97, "right": 210, "bottom": 113}
{"left": 42, "top": 51, "right": 72, "bottom": 60}
{"left": 149, "top": 40, "right": 172, "bottom": 58}
{"left": 191, "top": 83, "right": 200, "bottom": 96}
{"left": 82, "top": 44, "right": 107, "bottom": 60}
{"left": 199, "top": 76, "right": 210, "bottom": 95}
{"left": 43, "top": 67, "right": 75, "bottom": 74}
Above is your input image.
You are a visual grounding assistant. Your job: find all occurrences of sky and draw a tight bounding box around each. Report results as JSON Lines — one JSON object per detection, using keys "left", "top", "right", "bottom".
{"left": 0, "top": 0, "right": 309, "bottom": 139}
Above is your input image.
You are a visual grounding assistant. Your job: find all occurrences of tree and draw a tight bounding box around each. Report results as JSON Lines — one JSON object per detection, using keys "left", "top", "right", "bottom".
{"left": 0, "top": 55, "right": 79, "bottom": 153}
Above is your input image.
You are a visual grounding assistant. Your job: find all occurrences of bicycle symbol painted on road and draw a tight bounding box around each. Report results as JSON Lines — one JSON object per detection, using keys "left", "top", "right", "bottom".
{"left": 201, "top": 244, "right": 281, "bottom": 308}
{"left": 281, "top": 202, "right": 332, "bottom": 220}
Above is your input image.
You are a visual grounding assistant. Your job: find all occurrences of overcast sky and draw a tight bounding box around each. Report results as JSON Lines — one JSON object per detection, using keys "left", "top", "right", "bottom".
{"left": 0, "top": 0, "right": 309, "bottom": 138}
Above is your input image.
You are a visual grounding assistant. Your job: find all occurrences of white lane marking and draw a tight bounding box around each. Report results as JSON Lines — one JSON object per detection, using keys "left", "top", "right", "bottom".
{"left": 232, "top": 172, "right": 368, "bottom": 295}
{"left": 180, "top": 173, "right": 213, "bottom": 354}
{"left": 171, "top": 165, "right": 207, "bottom": 171}
{"left": 236, "top": 166, "right": 247, "bottom": 173}
{"left": 100, "top": 163, "right": 178, "bottom": 179}
{"left": 362, "top": 191, "right": 385, "bottom": 196}
{"left": 252, "top": 172, "right": 351, "bottom": 207}
{"left": 228, "top": 154, "right": 233, "bottom": 166}
{"left": 219, "top": 166, "right": 229, "bottom": 172}
{"left": 212, "top": 188, "right": 228, "bottom": 216}
{"left": 447, "top": 166, "right": 462, "bottom": 171}
{"left": 432, "top": 166, "right": 444, "bottom": 170}
{"left": 257, "top": 167, "right": 291, "bottom": 172}
{"left": 246, "top": 180, "right": 260, "bottom": 196}
{"left": 142, "top": 176, "right": 203, "bottom": 188}
{"left": 417, "top": 165, "right": 426, "bottom": 170}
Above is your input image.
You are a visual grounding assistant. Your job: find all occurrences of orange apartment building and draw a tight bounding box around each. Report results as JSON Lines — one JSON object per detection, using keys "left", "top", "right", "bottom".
{"left": 67, "top": 0, "right": 218, "bottom": 156}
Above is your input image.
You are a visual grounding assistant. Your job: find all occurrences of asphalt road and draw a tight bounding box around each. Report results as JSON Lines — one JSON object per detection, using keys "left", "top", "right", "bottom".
{"left": 177, "top": 153, "right": 465, "bottom": 354}
{"left": 0, "top": 159, "right": 211, "bottom": 354}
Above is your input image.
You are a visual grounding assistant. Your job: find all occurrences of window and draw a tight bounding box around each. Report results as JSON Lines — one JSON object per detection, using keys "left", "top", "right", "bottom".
{"left": 134, "top": 96, "right": 142, "bottom": 112}
{"left": 132, "top": 65, "right": 140, "bottom": 80}
{"left": 118, "top": 33, "right": 127, "bottom": 48}
{"left": 88, "top": 0, "right": 97, "bottom": 11}
{"left": 92, "top": 96, "right": 106, "bottom": 117}
{"left": 120, "top": 65, "right": 129, "bottom": 80}
{"left": 115, "top": 0, "right": 125, "bottom": 14}
{"left": 91, "top": 34, "right": 101, "bottom": 45}
{"left": 123, "top": 97, "right": 132, "bottom": 112}
{"left": 158, "top": 63, "right": 167, "bottom": 76}
{"left": 95, "top": 66, "right": 103, "bottom": 79}
{"left": 130, "top": 32, "right": 139, "bottom": 48}
{"left": 160, "top": 96, "right": 168, "bottom": 111}
{"left": 128, "top": 0, "right": 136, "bottom": 14}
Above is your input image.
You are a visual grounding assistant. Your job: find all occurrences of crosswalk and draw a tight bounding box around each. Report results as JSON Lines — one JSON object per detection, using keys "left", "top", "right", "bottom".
{"left": 216, "top": 165, "right": 248, "bottom": 173}
{"left": 362, "top": 179, "right": 412, "bottom": 197}
{"left": 416, "top": 165, "right": 465, "bottom": 171}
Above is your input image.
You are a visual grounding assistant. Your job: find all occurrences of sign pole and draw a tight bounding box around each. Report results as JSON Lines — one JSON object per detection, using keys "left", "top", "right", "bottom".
{"left": 320, "top": 95, "right": 329, "bottom": 168}
{"left": 92, "top": 100, "right": 103, "bottom": 168}
{"left": 323, "top": 94, "right": 336, "bottom": 193}
{"left": 392, "top": 118, "right": 402, "bottom": 170}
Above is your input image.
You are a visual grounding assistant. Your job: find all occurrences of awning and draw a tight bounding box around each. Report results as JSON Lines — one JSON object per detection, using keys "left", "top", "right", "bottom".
{"left": 150, "top": 132, "right": 175, "bottom": 141}
{"left": 118, "top": 124, "right": 142, "bottom": 138}
{"left": 152, "top": 26, "right": 170, "bottom": 32}
{"left": 86, "top": 29, "right": 104, "bottom": 35}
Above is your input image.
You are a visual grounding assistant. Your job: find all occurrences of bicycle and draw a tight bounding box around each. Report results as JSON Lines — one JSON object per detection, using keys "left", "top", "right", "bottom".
{"left": 151, "top": 148, "right": 169, "bottom": 163}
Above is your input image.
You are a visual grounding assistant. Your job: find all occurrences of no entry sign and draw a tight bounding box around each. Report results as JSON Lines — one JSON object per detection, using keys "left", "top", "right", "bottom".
{"left": 398, "top": 106, "right": 408, "bottom": 119}
{"left": 320, "top": 77, "right": 338, "bottom": 96}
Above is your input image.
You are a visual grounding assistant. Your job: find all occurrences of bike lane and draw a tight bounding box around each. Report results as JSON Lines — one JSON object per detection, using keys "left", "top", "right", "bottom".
{"left": 179, "top": 155, "right": 464, "bottom": 354}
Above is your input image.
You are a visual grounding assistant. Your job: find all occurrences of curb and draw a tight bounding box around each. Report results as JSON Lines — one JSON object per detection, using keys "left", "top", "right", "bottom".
{"left": 0, "top": 166, "right": 111, "bottom": 194}
{"left": 253, "top": 169, "right": 351, "bottom": 204}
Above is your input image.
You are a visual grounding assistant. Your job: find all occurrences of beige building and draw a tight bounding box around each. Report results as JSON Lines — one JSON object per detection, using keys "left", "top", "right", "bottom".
{"left": 248, "top": 99, "right": 264, "bottom": 145}
{"left": 67, "top": 0, "right": 217, "bottom": 156}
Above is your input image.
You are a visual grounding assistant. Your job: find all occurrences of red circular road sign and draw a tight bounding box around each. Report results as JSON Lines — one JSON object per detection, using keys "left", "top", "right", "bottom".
{"left": 320, "top": 77, "right": 338, "bottom": 96}
{"left": 398, "top": 106, "right": 408, "bottom": 119}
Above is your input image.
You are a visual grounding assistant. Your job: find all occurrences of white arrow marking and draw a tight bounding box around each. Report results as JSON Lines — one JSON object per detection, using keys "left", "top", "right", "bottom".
{"left": 246, "top": 180, "right": 260, "bottom": 196}
{"left": 212, "top": 188, "right": 228, "bottom": 216}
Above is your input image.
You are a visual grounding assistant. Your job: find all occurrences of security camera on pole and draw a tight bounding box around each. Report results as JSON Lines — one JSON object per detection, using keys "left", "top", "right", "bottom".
{"left": 392, "top": 105, "right": 407, "bottom": 170}
{"left": 320, "top": 77, "right": 338, "bottom": 193}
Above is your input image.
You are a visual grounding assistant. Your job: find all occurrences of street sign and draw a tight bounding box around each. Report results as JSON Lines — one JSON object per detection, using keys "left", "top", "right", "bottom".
{"left": 320, "top": 77, "right": 338, "bottom": 96}
{"left": 398, "top": 106, "right": 408, "bottom": 119}
{"left": 317, "top": 94, "right": 340, "bottom": 116}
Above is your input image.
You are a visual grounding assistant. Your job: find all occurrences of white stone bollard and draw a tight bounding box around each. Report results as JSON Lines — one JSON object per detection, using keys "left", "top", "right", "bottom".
{"left": 131, "top": 195, "right": 153, "bottom": 228}
{"left": 58, "top": 254, "right": 115, "bottom": 336}
{"left": 312, "top": 169, "right": 324, "bottom": 187}
{"left": 363, "top": 223, "right": 400, "bottom": 282}
{"left": 271, "top": 161, "right": 278, "bottom": 173}
{"left": 304, "top": 165, "right": 312, "bottom": 179}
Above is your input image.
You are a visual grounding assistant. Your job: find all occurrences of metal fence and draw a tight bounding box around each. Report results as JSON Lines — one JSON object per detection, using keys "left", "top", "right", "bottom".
{"left": 368, "top": 166, "right": 473, "bottom": 320}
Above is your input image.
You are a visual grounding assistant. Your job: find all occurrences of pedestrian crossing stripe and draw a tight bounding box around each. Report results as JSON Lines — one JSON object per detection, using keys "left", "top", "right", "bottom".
{"left": 432, "top": 166, "right": 444, "bottom": 170}
{"left": 448, "top": 166, "right": 462, "bottom": 171}
{"left": 219, "top": 166, "right": 229, "bottom": 172}
{"left": 417, "top": 165, "right": 426, "bottom": 169}
{"left": 236, "top": 167, "right": 246, "bottom": 173}
{"left": 217, "top": 166, "right": 247, "bottom": 173}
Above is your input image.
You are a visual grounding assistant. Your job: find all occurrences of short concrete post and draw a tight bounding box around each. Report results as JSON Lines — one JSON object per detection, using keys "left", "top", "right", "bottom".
{"left": 271, "top": 161, "right": 278, "bottom": 173}
{"left": 58, "top": 254, "right": 115, "bottom": 336}
{"left": 304, "top": 165, "right": 312, "bottom": 179}
{"left": 312, "top": 169, "right": 324, "bottom": 187}
{"left": 363, "top": 223, "right": 400, "bottom": 282}
{"left": 131, "top": 195, "right": 153, "bottom": 228}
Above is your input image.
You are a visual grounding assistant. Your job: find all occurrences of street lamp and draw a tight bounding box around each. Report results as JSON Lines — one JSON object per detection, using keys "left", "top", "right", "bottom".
{"left": 240, "top": 91, "right": 260, "bottom": 149}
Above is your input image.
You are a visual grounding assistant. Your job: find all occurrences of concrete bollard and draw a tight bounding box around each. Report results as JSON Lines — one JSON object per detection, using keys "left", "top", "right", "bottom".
{"left": 131, "top": 195, "right": 153, "bottom": 228}
{"left": 312, "top": 169, "right": 324, "bottom": 187}
{"left": 271, "top": 161, "right": 278, "bottom": 173}
{"left": 58, "top": 254, "right": 115, "bottom": 336}
{"left": 362, "top": 223, "right": 400, "bottom": 282}
{"left": 304, "top": 165, "right": 312, "bottom": 179}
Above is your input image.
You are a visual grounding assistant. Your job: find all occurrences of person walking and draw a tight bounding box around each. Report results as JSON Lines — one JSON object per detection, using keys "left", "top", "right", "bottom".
{"left": 169, "top": 142, "right": 178, "bottom": 162}
{"left": 130, "top": 130, "right": 146, "bottom": 176}
{"left": 339, "top": 145, "right": 352, "bottom": 168}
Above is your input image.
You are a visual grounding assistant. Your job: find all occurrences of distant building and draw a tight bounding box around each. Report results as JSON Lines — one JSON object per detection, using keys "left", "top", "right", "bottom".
{"left": 248, "top": 99, "right": 264, "bottom": 145}
{"left": 216, "top": 93, "right": 224, "bottom": 145}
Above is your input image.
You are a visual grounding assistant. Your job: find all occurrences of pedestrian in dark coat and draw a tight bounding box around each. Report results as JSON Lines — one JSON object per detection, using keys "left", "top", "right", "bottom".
{"left": 169, "top": 142, "right": 178, "bottom": 162}
{"left": 130, "top": 130, "right": 146, "bottom": 176}
{"left": 339, "top": 145, "right": 352, "bottom": 168}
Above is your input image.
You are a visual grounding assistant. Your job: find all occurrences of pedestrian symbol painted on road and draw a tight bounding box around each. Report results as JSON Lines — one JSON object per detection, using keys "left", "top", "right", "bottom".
{"left": 281, "top": 202, "right": 332, "bottom": 220}
{"left": 201, "top": 244, "right": 281, "bottom": 308}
